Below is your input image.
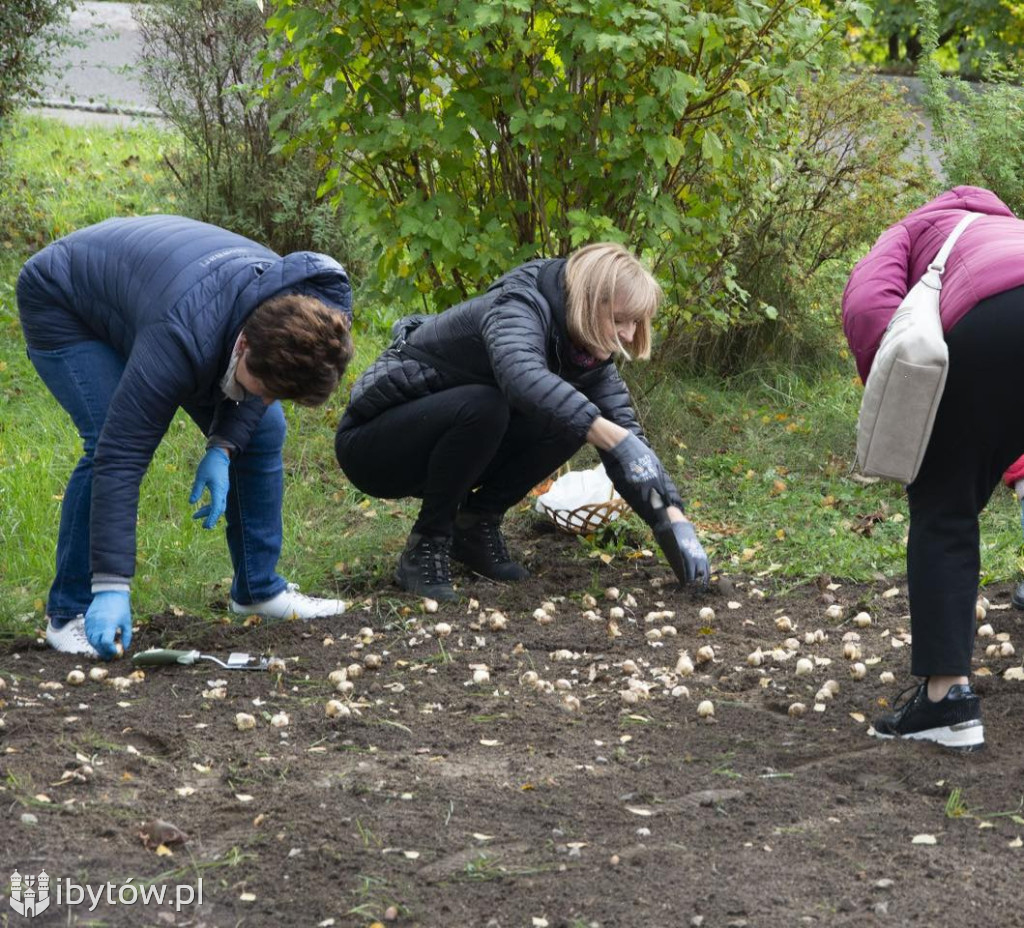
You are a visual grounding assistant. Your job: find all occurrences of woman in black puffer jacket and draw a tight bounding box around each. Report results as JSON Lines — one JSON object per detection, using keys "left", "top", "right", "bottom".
{"left": 335, "top": 243, "right": 709, "bottom": 600}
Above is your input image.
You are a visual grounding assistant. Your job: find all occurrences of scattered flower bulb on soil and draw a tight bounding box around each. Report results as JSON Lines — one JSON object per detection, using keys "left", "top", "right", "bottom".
{"left": 235, "top": 713, "right": 257, "bottom": 731}
{"left": 853, "top": 612, "right": 872, "bottom": 628}
{"left": 841, "top": 631, "right": 861, "bottom": 643}
{"left": 620, "top": 689, "right": 640, "bottom": 705}
{"left": 661, "top": 625, "right": 678, "bottom": 637}
{"left": 88, "top": 667, "right": 108, "bottom": 682}
{"left": 675, "top": 652, "right": 695, "bottom": 676}
{"left": 671, "top": 685, "right": 690, "bottom": 698}
{"left": 520, "top": 671, "right": 539, "bottom": 686}
{"left": 794, "top": 658, "right": 814, "bottom": 676}
{"left": 270, "top": 712, "right": 290, "bottom": 728}
{"left": 554, "top": 679, "right": 572, "bottom": 691}
{"left": 472, "top": 669, "right": 491, "bottom": 685}
{"left": 1003, "top": 666, "right": 1024, "bottom": 681}
{"left": 335, "top": 679, "right": 354, "bottom": 696}
{"left": 66, "top": 670, "right": 85, "bottom": 686}
{"left": 879, "top": 671, "right": 895, "bottom": 684}
{"left": 364, "top": 654, "right": 382, "bottom": 670}
{"left": 825, "top": 604, "right": 843, "bottom": 620}
{"left": 347, "top": 663, "right": 364, "bottom": 679}
{"left": 788, "top": 702, "right": 807, "bottom": 718}
{"left": 699, "top": 606, "right": 716, "bottom": 623}
{"left": 325, "top": 700, "right": 350, "bottom": 719}
{"left": 815, "top": 688, "right": 833, "bottom": 702}
{"left": 582, "top": 594, "right": 597, "bottom": 608}
{"left": 850, "top": 662, "right": 867, "bottom": 680}
{"left": 977, "top": 624, "right": 994, "bottom": 638}
{"left": 783, "top": 638, "right": 801, "bottom": 651}
{"left": 266, "top": 657, "right": 286, "bottom": 674}
{"left": 747, "top": 649, "right": 764, "bottom": 667}
{"left": 434, "top": 622, "right": 452, "bottom": 637}
{"left": 775, "top": 616, "right": 793, "bottom": 632}
{"left": 608, "top": 606, "right": 625, "bottom": 621}
{"left": 489, "top": 613, "right": 507, "bottom": 631}
{"left": 1001, "top": 642, "right": 1015, "bottom": 657}
{"left": 423, "top": 598, "right": 438, "bottom": 614}
{"left": 697, "top": 700, "right": 715, "bottom": 718}
{"left": 562, "top": 695, "right": 581, "bottom": 713}
{"left": 727, "top": 601, "right": 741, "bottom": 610}
{"left": 623, "top": 594, "right": 638, "bottom": 608}
{"left": 604, "top": 587, "right": 620, "bottom": 601}
{"left": 695, "top": 645, "right": 715, "bottom": 664}
{"left": 842, "top": 642, "right": 862, "bottom": 661}
{"left": 533, "top": 608, "right": 553, "bottom": 624}
{"left": 975, "top": 603, "right": 987, "bottom": 622}
{"left": 645, "top": 629, "right": 662, "bottom": 641}
{"left": 328, "top": 669, "right": 347, "bottom": 686}
{"left": 978, "top": 595, "right": 991, "bottom": 611}
{"left": 822, "top": 679, "right": 840, "bottom": 695}
{"left": 541, "top": 601, "right": 557, "bottom": 614}
{"left": 621, "top": 660, "right": 639, "bottom": 675}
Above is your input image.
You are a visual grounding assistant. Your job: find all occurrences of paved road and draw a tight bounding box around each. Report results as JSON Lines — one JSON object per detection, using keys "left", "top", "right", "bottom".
{"left": 37, "top": 1, "right": 157, "bottom": 127}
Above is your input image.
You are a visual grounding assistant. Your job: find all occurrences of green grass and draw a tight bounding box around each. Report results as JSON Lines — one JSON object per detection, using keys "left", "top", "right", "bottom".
{"left": 1, "top": 112, "right": 1022, "bottom": 636}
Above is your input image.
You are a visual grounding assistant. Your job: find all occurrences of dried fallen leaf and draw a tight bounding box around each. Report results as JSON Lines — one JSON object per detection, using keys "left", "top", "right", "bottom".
{"left": 626, "top": 807, "right": 653, "bottom": 816}
{"left": 911, "top": 834, "right": 937, "bottom": 845}
{"left": 849, "top": 712, "right": 866, "bottom": 723}
{"left": 479, "top": 739, "right": 501, "bottom": 747}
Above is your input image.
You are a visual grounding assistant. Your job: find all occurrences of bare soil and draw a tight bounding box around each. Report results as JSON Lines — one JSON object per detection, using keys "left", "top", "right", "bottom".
{"left": 3, "top": 524, "right": 1024, "bottom": 928}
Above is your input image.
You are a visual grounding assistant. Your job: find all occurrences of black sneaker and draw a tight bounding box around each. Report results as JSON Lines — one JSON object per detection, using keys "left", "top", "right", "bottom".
{"left": 451, "top": 512, "right": 529, "bottom": 582}
{"left": 1012, "top": 580, "right": 1024, "bottom": 610}
{"left": 871, "top": 681, "right": 984, "bottom": 752}
{"left": 394, "top": 534, "right": 457, "bottom": 601}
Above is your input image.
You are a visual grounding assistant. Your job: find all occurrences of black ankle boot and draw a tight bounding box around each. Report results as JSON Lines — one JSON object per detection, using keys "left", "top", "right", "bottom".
{"left": 394, "top": 533, "right": 457, "bottom": 601}
{"left": 451, "top": 512, "right": 529, "bottom": 582}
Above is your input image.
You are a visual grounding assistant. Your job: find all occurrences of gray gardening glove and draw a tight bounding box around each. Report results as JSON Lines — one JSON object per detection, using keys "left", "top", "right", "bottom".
{"left": 649, "top": 489, "right": 711, "bottom": 588}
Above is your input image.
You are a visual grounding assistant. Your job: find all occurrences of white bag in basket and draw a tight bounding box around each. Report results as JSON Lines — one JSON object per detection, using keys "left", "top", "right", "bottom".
{"left": 535, "top": 464, "right": 624, "bottom": 534}
{"left": 856, "top": 212, "right": 980, "bottom": 484}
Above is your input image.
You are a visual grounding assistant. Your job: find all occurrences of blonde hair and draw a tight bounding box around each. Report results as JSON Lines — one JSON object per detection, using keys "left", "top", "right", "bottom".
{"left": 564, "top": 242, "right": 662, "bottom": 360}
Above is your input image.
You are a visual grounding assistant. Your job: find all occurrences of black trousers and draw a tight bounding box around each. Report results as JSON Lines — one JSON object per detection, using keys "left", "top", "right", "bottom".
{"left": 906, "top": 285, "right": 1024, "bottom": 676}
{"left": 335, "top": 385, "right": 584, "bottom": 536}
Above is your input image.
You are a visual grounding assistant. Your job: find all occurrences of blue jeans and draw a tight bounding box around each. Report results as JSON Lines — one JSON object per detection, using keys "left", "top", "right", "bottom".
{"left": 27, "top": 341, "right": 287, "bottom": 625}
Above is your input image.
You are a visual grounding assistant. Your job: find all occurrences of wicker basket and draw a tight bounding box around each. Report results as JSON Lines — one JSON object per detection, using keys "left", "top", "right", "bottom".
{"left": 538, "top": 497, "right": 629, "bottom": 535}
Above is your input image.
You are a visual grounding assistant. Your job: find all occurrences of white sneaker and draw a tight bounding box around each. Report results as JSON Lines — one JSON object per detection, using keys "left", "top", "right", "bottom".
{"left": 46, "top": 616, "right": 100, "bottom": 658}
{"left": 230, "top": 583, "right": 346, "bottom": 621}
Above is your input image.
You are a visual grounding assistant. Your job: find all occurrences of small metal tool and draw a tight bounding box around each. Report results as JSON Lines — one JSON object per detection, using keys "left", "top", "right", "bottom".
{"left": 132, "top": 648, "right": 269, "bottom": 671}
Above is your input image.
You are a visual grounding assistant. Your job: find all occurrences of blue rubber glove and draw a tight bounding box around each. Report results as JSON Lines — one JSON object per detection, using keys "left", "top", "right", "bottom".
{"left": 189, "top": 447, "right": 230, "bottom": 529}
{"left": 85, "top": 591, "right": 132, "bottom": 660}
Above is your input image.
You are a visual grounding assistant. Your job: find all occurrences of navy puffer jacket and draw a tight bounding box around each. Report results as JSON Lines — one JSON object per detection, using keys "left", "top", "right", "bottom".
{"left": 339, "top": 258, "right": 682, "bottom": 507}
{"left": 17, "top": 215, "right": 352, "bottom": 580}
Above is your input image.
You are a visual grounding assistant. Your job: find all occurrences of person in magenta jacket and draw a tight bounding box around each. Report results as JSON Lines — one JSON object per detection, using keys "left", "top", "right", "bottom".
{"left": 843, "top": 185, "right": 1024, "bottom": 751}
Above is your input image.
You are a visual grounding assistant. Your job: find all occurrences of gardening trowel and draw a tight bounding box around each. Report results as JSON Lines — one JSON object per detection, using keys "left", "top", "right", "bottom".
{"left": 132, "top": 648, "right": 269, "bottom": 671}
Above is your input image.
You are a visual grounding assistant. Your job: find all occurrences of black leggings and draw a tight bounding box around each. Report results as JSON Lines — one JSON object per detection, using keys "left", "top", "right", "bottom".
{"left": 335, "top": 385, "right": 584, "bottom": 536}
{"left": 906, "top": 284, "right": 1024, "bottom": 676}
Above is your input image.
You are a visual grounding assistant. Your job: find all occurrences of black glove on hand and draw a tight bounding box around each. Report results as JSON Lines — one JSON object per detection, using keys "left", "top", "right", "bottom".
{"left": 600, "top": 432, "right": 669, "bottom": 525}
{"left": 649, "top": 489, "right": 711, "bottom": 588}
{"left": 602, "top": 433, "right": 710, "bottom": 587}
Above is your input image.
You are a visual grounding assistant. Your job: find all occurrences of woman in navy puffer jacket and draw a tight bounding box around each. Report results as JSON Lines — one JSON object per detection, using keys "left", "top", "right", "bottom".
{"left": 18, "top": 215, "right": 354, "bottom": 660}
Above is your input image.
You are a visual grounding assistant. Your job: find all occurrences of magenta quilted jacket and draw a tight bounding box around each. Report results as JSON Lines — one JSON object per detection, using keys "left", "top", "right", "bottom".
{"left": 841, "top": 186, "right": 1024, "bottom": 381}
{"left": 842, "top": 186, "right": 1024, "bottom": 487}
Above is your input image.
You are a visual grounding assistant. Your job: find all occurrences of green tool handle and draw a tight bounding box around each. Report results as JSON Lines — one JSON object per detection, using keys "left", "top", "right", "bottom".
{"left": 132, "top": 649, "right": 200, "bottom": 666}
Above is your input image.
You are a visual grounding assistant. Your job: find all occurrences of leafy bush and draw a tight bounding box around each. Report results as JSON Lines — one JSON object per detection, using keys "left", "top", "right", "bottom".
{"left": 916, "top": 0, "right": 1024, "bottom": 215}
{"left": 0, "top": 0, "right": 72, "bottom": 127}
{"left": 673, "top": 65, "right": 926, "bottom": 371}
{"left": 133, "top": 0, "right": 365, "bottom": 268}
{"left": 265, "top": 0, "right": 870, "bottom": 328}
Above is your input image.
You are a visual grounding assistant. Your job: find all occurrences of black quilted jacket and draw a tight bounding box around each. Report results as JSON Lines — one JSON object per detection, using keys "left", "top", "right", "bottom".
{"left": 341, "top": 258, "right": 646, "bottom": 443}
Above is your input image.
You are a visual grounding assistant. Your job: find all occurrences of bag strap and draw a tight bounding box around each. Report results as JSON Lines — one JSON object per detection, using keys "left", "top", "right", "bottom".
{"left": 923, "top": 212, "right": 981, "bottom": 287}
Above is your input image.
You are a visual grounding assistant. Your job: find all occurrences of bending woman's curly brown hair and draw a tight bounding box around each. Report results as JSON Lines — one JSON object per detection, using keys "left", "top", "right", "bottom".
{"left": 243, "top": 294, "right": 353, "bottom": 406}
